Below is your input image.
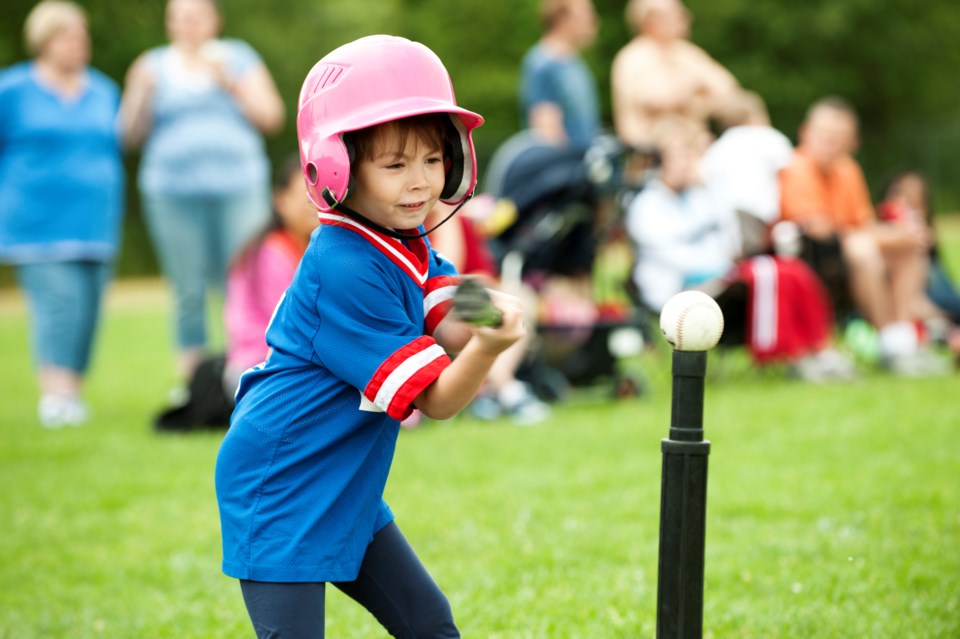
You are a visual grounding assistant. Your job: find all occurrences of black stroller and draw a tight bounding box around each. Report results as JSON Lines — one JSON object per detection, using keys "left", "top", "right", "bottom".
{"left": 482, "top": 130, "right": 656, "bottom": 399}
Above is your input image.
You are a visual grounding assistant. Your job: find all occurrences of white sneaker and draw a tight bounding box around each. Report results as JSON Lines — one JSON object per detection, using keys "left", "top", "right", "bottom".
{"left": 498, "top": 382, "right": 550, "bottom": 426}
{"left": 38, "top": 395, "right": 88, "bottom": 428}
{"left": 814, "top": 348, "right": 858, "bottom": 381}
{"left": 790, "top": 355, "right": 831, "bottom": 383}
{"left": 38, "top": 396, "right": 68, "bottom": 428}
{"left": 884, "top": 349, "right": 952, "bottom": 378}
{"left": 62, "top": 397, "right": 89, "bottom": 426}
{"left": 791, "top": 349, "right": 858, "bottom": 383}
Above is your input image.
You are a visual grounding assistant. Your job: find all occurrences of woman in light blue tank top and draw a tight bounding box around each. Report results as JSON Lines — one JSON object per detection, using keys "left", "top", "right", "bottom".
{"left": 120, "top": 0, "right": 285, "bottom": 382}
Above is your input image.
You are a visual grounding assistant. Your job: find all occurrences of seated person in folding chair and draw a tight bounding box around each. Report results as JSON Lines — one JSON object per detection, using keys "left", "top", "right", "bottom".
{"left": 877, "top": 170, "right": 960, "bottom": 359}
{"left": 780, "top": 97, "right": 948, "bottom": 376}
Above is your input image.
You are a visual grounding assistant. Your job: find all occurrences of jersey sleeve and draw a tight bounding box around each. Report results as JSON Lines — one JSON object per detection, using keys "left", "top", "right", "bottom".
{"left": 422, "top": 242, "right": 461, "bottom": 336}
{"left": 313, "top": 250, "right": 450, "bottom": 421}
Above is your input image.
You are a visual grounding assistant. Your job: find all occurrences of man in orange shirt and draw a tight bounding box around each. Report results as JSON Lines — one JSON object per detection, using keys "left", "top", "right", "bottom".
{"left": 780, "top": 97, "right": 945, "bottom": 375}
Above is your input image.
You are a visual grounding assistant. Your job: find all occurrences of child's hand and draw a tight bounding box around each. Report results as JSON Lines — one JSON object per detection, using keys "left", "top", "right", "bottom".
{"left": 416, "top": 288, "right": 526, "bottom": 420}
{"left": 471, "top": 289, "right": 525, "bottom": 355}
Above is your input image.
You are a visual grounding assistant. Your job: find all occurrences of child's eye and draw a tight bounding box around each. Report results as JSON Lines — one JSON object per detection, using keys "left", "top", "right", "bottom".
{"left": 425, "top": 155, "right": 443, "bottom": 165}
{"left": 384, "top": 162, "right": 404, "bottom": 170}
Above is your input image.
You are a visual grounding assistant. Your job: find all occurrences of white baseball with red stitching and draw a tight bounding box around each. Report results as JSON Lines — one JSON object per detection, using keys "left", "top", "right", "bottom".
{"left": 659, "top": 291, "right": 725, "bottom": 351}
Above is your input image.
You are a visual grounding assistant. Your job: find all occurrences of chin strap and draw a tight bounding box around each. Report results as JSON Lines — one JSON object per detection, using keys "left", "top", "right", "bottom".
{"left": 322, "top": 188, "right": 472, "bottom": 240}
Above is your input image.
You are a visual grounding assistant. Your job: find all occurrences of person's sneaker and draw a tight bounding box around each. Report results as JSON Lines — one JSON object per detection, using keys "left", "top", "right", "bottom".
{"left": 38, "top": 396, "right": 68, "bottom": 428}
{"left": 790, "top": 355, "right": 831, "bottom": 383}
{"left": 814, "top": 348, "right": 858, "bottom": 381}
{"left": 791, "top": 349, "right": 858, "bottom": 383}
{"left": 38, "top": 395, "right": 88, "bottom": 428}
{"left": 883, "top": 349, "right": 952, "bottom": 378}
{"left": 468, "top": 390, "right": 502, "bottom": 421}
{"left": 62, "top": 397, "right": 89, "bottom": 426}
{"left": 498, "top": 381, "right": 550, "bottom": 426}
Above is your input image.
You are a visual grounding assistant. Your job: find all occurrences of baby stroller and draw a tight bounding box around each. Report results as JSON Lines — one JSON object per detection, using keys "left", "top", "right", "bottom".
{"left": 482, "top": 130, "right": 656, "bottom": 399}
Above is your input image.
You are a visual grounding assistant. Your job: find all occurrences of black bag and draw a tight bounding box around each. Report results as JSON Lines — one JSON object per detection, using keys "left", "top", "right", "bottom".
{"left": 154, "top": 354, "right": 235, "bottom": 432}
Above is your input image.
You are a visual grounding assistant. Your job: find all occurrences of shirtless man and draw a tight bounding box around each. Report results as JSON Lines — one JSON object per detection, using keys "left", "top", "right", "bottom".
{"left": 611, "top": 0, "right": 738, "bottom": 148}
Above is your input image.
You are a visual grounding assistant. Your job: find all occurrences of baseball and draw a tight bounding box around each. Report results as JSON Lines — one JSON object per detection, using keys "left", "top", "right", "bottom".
{"left": 659, "top": 291, "right": 725, "bottom": 351}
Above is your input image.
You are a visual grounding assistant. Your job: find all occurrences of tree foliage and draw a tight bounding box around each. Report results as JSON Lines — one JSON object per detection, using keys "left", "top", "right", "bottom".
{"left": 2, "top": 0, "right": 959, "bottom": 274}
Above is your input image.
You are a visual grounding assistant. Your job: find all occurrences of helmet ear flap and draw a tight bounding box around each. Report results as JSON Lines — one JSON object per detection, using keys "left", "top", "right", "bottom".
{"left": 301, "top": 133, "right": 352, "bottom": 212}
{"left": 342, "top": 135, "right": 357, "bottom": 203}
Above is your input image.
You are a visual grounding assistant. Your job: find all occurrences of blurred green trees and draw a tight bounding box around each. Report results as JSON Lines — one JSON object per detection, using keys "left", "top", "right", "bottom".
{"left": 2, "top": 0, "right": 959, "bottom": 276}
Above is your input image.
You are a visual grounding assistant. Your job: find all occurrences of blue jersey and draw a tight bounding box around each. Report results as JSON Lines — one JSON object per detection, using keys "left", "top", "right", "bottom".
{"left": 215, "top": 213, "right": 461, "bottom": 582}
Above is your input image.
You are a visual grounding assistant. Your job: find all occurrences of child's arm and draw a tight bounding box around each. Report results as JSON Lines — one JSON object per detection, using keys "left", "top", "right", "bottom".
{"left": 414, "top": 293, "right": 525, "bottom": 420}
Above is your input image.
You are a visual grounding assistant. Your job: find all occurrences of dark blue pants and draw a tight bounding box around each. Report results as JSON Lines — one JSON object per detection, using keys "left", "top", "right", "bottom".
{"left": 239, "top": 521, "right": 460, "bottom": 638}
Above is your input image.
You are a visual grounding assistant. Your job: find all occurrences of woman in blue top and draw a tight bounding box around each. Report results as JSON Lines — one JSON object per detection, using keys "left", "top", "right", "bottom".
{"left": 0, "top": 1, "right": 124, "bottom": 428}
{"left": 120, "top": 0, "right": 284, "bottom": 382}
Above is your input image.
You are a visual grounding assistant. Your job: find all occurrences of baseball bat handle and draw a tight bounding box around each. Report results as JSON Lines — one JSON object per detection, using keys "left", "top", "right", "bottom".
{"left": 452, "top": 278, "right": 503, "bottom": 327}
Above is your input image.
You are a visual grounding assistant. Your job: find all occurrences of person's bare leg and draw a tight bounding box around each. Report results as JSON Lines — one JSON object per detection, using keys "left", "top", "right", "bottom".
{"left": 842, "top": 230, "right": 893, "bottom": 329}
{"left": 39, "top": 366, "right": 82, "bottom": 397}
{"left": 178, "top": 346, "right": 206, "bottom": 381}
{"left": 884, "top": 246, "right": 931, "bottom": 322}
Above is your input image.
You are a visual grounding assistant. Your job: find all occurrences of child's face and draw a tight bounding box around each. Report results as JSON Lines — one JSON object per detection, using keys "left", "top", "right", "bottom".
{"left": 659, "top": 136, "right": 704, "bottom": 191}
{"left": 345, "top": 128, "right": 446, "bottom": 231}
{"left": 894, "top": 174, "right": 927, "bottom": 213}
{"left": 274, "top": 173, "right": 319, "bottom": 242}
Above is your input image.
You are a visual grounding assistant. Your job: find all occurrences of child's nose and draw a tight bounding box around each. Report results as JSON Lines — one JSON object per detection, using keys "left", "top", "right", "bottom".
{"left": 408, "top": 166, "right": 431, "bottom": 188}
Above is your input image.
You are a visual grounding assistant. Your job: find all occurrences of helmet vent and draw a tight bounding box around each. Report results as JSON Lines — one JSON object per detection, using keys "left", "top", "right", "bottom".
{"left": 308, "top": 64, "right": 345, "bottom": 93}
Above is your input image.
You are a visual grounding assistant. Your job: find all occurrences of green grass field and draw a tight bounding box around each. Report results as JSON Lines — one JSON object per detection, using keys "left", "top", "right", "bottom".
{"left": 2, "top": 220, "right": 960, "bottom": 638}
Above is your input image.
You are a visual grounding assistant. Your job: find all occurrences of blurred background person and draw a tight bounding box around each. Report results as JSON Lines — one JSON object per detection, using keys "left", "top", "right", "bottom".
{"left": 425, "top": 199, "right": 551, "bottom": 426}
{"left": 513, "top": 0, "right": 606, "bottom": 379}
{"left": 878, "top": 170, "right": 960, "bottom": 325}
{"left": 700, "top": 89, "right": 794, "bottom": 259}
{"left": 120, "top": 0, "right": 284, "bottom": 384}
{"left": 611, "top": 0, "right": 739, "bottom": 149}
{"left": 779, "top": 97, "right": 948, "bottom": 376}
{"left": 222, "top": 156, "right": 318, "bottom": 395}
{"left": 877, "top": 170, "right": 960, "bottom": 363}
{"left": 627, "top": 117, "right": 854, "bottom": 381}
{"left": 154, "top": 155, "right": 318, "bottom": 432}
{"left": 0, "top": 1, "right": 124, "bottom": 427}
{"left": 519, "top": 0, "right": 601, "bottom": 150}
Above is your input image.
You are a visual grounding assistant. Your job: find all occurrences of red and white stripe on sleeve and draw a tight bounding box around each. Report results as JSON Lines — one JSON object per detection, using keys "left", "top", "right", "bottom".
{"left": 423, "top": 275, "right": 461, "bottom": 335}
{"left": 363, "top": 336, "right": 451, "bottom": 421}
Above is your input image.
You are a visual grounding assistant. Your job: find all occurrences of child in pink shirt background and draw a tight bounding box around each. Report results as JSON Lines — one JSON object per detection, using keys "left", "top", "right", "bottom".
{"left": 223, "top": 157, "right": 319, "bottom": 393}
{"left": 154, "top": 156, "right": 318, "bottom": 431}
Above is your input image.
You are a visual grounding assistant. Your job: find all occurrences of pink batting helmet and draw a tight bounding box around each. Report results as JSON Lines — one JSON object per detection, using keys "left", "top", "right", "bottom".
{"left": 297, "top": 35, "right": 484, "bottom": 213}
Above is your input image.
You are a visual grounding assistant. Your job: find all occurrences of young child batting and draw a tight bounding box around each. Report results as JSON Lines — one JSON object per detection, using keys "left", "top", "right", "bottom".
{"left": 214, "top": 36, "right": 525, "bottom": 638}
